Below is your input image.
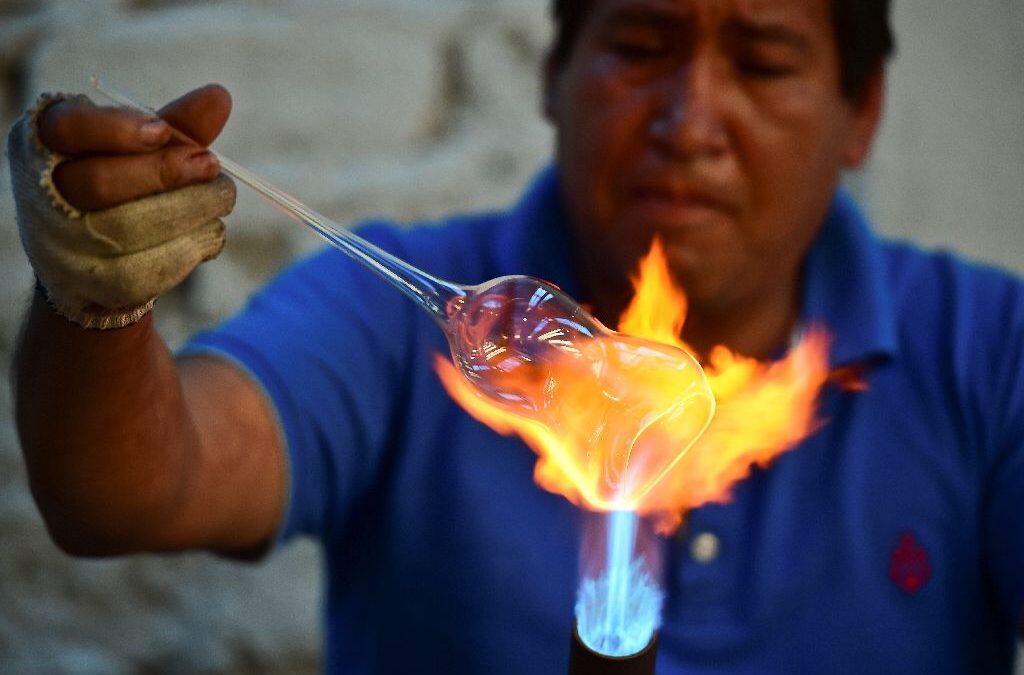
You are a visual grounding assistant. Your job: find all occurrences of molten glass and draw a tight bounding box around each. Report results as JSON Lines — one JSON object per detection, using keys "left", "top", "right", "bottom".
{"left": 442, "top": 274, "right": 715, "bottom": 507}
{"left": 438, "top": 240, "right": 831, "bottom": 523}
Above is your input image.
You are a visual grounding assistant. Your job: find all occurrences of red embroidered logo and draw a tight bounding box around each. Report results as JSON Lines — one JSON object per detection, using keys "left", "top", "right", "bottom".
{"left": 889, "top": 531, "right": 931, "bottom": 593}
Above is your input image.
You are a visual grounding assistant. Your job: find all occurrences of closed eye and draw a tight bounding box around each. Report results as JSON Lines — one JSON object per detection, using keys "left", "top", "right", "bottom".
{"left": 611, "top": 39, "right": 669, "bottom": 59}
{"left": 737, "top": 58, "right": 798, "bottom": 78}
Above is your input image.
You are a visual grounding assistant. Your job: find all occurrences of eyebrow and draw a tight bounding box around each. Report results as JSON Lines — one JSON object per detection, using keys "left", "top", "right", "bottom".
{"left": 597, "top": 2, "right": 816, "bottom": 58}
{"left": 729, "top": 19, "right": 813, "bottom": 54}
{"left": 601, "top": 1, "right": 690, "bottom": 29}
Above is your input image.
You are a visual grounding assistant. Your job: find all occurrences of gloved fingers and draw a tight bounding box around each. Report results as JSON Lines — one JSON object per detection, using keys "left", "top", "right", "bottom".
{"left": 37, "top": 96, "right": 172, "bottom": 156}
{"left": 35, "top": 85, "right": 232, "bottom": 157}
{"left": 10, "top": 92, "right": 236, "bottom": 329}
{"left": 53, "top": 145, "right": 221, "bottom": 212}
{"left": 44, "top": 217, "right": 227, "bottom": 310}
{"left": 49, "top": 175, "right": 237, "bottom": 258}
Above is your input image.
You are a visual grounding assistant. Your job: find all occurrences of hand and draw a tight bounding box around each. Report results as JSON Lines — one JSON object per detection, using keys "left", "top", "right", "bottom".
{"left": 38, "top": 84, "right": 231, "bottom": 211}
{"left": 7, "top": 85, "right": 237, "bottom": 329}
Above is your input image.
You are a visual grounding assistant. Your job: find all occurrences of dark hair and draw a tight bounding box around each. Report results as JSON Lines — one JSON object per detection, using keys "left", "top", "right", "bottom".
{"left": 550, "top": 0, "right": 895, "bottom": 100}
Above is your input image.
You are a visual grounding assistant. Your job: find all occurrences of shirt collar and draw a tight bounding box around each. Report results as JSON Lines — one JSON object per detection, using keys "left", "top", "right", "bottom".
{"left": 800, "top": 190, "right": 899, "bottom": 367}
{"left": 506, "top": 163, "right": 898, "bottom": 368}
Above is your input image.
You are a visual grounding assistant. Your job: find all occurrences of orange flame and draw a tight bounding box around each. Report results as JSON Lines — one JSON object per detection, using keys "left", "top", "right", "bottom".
{"left": 435, "top": 239, "right": 831, "bottom": 529}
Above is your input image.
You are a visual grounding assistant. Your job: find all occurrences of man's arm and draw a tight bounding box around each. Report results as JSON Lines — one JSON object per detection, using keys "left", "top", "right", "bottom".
{"left": 14, "top": 291, "right": 286, "bottom": 558}
{"left": 9, "top": 85, "right": 286, "bottom": 558}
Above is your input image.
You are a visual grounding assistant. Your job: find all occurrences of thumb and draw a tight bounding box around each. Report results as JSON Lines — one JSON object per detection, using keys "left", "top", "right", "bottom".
{"left": 157, "top": 84, "right": 232, "bottom": 147}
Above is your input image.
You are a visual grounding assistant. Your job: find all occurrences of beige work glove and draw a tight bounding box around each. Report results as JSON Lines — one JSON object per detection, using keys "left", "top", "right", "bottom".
{"left": 7, "top": 92, "right": 236, "bottom": 329}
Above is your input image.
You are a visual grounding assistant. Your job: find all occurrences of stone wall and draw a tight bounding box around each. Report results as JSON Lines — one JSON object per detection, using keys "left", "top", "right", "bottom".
{"left": 0, "top": 1, "right": 1021, "bottom": 672}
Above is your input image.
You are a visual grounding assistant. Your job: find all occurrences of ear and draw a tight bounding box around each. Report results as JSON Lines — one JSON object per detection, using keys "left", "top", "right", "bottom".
{"left": 842, "top": 68, "right": 886, "bottom": 168}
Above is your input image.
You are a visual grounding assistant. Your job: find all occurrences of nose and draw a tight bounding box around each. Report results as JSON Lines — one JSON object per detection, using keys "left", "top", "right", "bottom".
{"left": 649, "top": 58, "right": 729, "bottom": 160}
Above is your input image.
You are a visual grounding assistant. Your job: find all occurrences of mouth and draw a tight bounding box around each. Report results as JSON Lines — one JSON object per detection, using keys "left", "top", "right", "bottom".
{"left": 625, "top": 181, "right": 738, "bottom": 230}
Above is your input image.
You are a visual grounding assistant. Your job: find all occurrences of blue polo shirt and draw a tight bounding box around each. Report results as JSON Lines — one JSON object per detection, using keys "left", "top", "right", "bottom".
{"left": 181, "top": 165, "right": 1024, "bottom": 673}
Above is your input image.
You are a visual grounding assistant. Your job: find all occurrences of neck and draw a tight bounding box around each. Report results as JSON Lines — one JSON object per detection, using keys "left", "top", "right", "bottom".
{"left": 681, "top": 287, "right": 802, "bottom": 361}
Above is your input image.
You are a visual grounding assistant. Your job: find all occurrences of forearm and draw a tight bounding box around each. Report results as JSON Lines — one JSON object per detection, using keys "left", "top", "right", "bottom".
{"left": 14, "top": 288, "right": 201, "bottom": 555}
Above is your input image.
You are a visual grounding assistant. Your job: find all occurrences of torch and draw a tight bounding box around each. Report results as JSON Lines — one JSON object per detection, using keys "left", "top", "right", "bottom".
{"left": 428, "top": 240, "right": 832, "bottom": 673}
{"left": 570, "top": 510, "right": 662, "bottom": 674}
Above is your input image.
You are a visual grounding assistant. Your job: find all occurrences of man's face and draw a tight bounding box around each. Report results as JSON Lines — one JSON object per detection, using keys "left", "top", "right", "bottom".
{"left": 546, "top": 0, "right": 881, "bottom": 313}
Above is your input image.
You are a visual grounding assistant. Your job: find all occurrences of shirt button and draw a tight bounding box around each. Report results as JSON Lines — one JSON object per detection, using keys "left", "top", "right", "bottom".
{"left": 690, "top": 532, "right": 720, "bottom": 564}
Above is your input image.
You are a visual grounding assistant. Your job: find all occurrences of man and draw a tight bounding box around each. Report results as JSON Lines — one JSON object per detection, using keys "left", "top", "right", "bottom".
{"left": 8, "top": 0, "right": 1024, "bottom": 672}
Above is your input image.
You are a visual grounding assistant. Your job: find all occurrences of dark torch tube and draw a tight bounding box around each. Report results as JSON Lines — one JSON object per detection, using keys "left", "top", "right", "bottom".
{"left": 568, "top": 624, "right": 658, "bottom": 675}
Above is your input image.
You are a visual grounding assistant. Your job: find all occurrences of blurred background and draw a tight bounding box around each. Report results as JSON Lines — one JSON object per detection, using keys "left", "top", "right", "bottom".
{"left": 0, "top": 0, "right": 1021, "bottom": 672}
